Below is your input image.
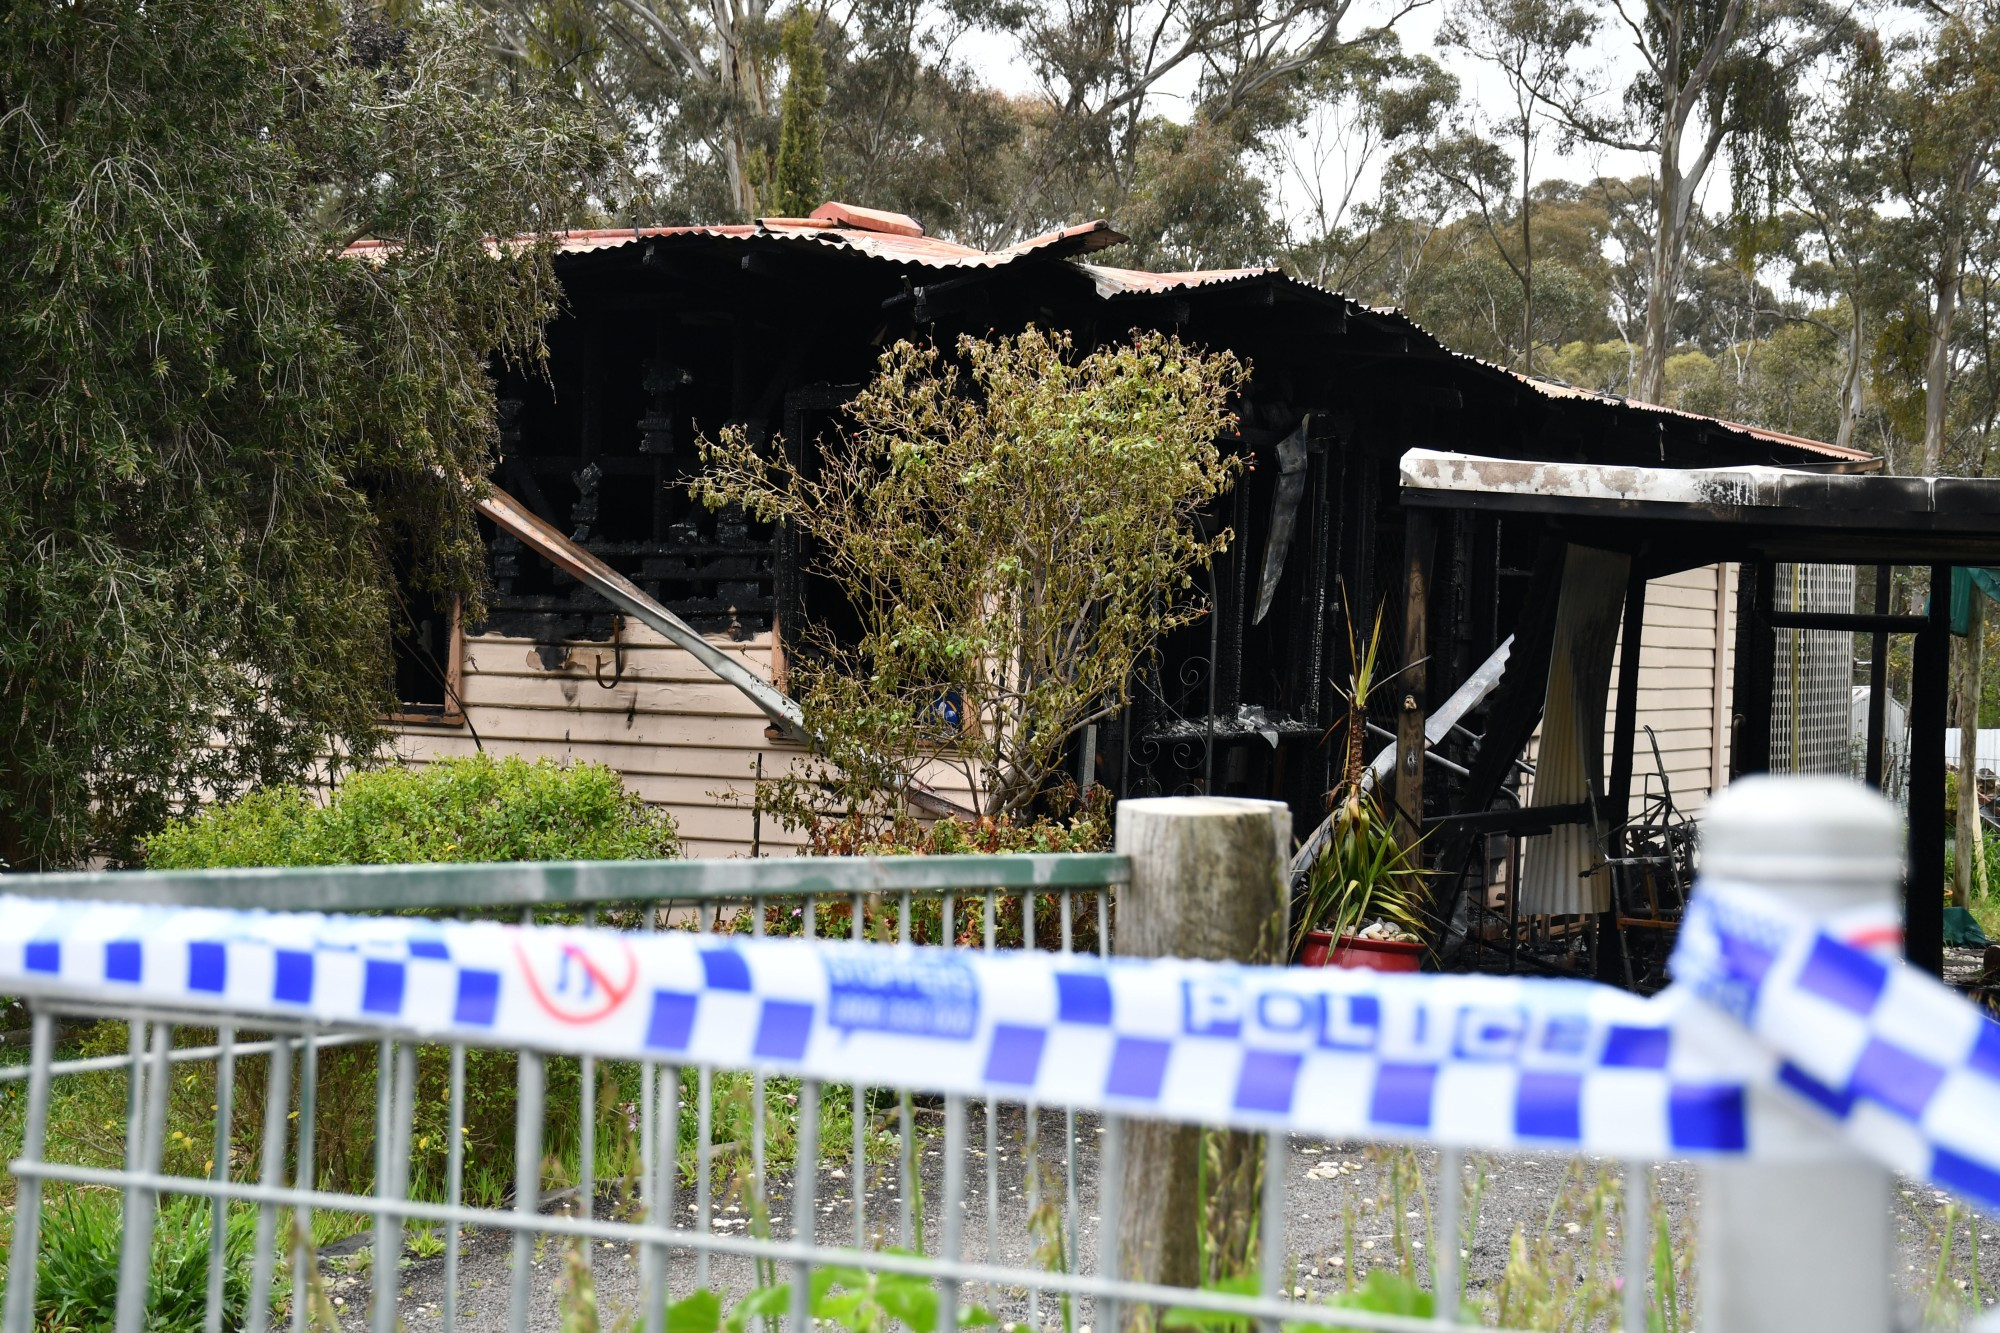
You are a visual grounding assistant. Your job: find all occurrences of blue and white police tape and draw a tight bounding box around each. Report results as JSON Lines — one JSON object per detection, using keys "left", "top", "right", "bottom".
{"left": 0, "top": 885, "right": 1994, "bottom": 1211}
{"left": 1670, "top": 877, "right": 2000, "bottom": 1207}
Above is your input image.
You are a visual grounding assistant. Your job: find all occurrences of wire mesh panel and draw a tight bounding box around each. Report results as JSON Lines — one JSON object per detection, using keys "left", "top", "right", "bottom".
{"left": 1770, "top": 563, "right": 1858, "bottom": 776}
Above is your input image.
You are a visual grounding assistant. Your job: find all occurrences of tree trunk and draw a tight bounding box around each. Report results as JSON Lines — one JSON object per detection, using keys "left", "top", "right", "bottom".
{"left": 1924, "top": 219, "right": 1967, "bottom": 474}
{"left": 1638, "top": 127, "right": 1683, "bottom": 404}
{"left": 1836, "top": 297, "right": 1866, "bottom": 453}
{"left": 1957, "top": 590, "right": 1984, "bottom": 907}
{"left": 1520, "top": 139, "right": 1534, "bottom": 373}
{"left": 711, "top": 0, "right": 771, "bottom": 218}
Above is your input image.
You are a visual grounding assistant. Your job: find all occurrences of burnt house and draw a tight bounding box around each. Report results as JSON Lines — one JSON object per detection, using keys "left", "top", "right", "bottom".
{"left": 387, "top": 201, "right": 1874, "bottom": 877}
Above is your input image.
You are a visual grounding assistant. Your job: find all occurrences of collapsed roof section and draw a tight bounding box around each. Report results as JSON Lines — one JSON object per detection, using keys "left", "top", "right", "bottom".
{"left": 526, "top": 201, "right": 1870, "bottom": 472}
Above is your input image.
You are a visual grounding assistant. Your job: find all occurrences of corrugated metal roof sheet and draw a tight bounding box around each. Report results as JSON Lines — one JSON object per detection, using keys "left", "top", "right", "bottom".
{"left": 486, "top": 213, "right": 1129, "bottom": 270}
{"left": 1079, "top": 264, "right": 1273, "bottom": 296}
{"left": 1502, "top": 371, "right": 1873, "bottom": 463}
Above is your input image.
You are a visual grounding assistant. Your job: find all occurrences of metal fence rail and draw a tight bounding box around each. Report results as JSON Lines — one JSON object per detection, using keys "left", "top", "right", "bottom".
{"left": 0, "top": 783, "right": 1976, "bottom": 1333}
{"left": 0, "top": 852, "right": 1134, "bottom": 1333}
{"left": 0, "top": 843, "right": 1610, "bottom": 1333}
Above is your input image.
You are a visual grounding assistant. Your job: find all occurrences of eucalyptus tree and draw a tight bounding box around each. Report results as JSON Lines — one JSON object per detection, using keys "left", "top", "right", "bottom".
{"left": 0, "top": 0, "right": 608, "bottom": 866}
{"left": 1781, "top": 31, "right": 1891, "bottom": 452}
{"left": 475, "top": 0, "right": 775, "bottom": 219}
{"left": 1883, "top": 4, "right": 2000, "bottom": 475}
{"left": 1538, "top": 0, "right": 1849, "bottom": 403}
{"left": 1001, "top": 0, "right": 1432, "bottom": 248}
{"left": 1278, "top": 42, "right": 1460, "bottom": 293}
{"left": 1437, "top": 0, "right": 1596, "bottom": 371}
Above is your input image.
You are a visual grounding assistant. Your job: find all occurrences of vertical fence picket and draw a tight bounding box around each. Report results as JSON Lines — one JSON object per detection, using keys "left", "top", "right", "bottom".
{"left": 1096, "top": 1114, "right": 1124, "bottom": 1333}
{"left": 940, "top": 1094, "right": 966, "bottom": 1333}
{"left": 377, "top": 1042, "right": 417, "bottom": 1333}
{"left": 1256, "top": 1129, "right": 1287, "bottom": 1333}
{"left": 508, "top": 1051, "right": 546, "bottom": 1333}
{"left": 852, "top": 889, "right": 868, "bottom": 1249}
{"left": 291, "top": 1027, "right": 321, "bottom": 1333}
{"left": 245, "top": 1034, "right": 292, "bottom": 1333}
{"left": 206, "top": 1025, "right": 238, "bottom": 1333}
{"left": 3, "top": 1011, "right": 55, "bottom": 1333}
{"left": 581, "top": 904, "right": 599, "bottom": 1268}
{"left": 121, "top": 1028, "right": 180, "bottom": 1310}
{"left": 788, "top": 1079, "right": 822, "bottom": 1333}
{"left": 1622, "top": 1161, "right": 1649, "bottom": 1333}
{"left": 1434, "top": 1147, "right": 1462, "bottom": 1326}
{"left": 445, "top": 1042, "right": 467, "bottom": 1333}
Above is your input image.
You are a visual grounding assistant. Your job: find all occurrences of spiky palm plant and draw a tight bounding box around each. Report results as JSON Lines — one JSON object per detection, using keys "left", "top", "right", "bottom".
{"left": 1295, "top": 603, "right": 1430, "bottom": 955}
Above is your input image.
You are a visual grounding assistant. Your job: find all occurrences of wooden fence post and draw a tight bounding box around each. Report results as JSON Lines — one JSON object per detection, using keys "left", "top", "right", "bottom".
{"left": 1696, "top": 775, "right": 1897, "bottom": 1333}
{"left": 1112, "top": 796, "right": 1291, "bottom": 1320}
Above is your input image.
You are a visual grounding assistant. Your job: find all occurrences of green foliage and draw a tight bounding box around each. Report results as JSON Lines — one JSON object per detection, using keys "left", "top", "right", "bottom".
{"left": 142, "top": 755, "right": 680, "bottom": 869}
{"left": 695, "top": 327, "right": 1244, "bottom": 824}
{"left": 1296, "top": 607, "right": 1430, "bottom": 951}
{"left": 0, "top": 0, "right": 610, "bottom": 868}
{"left": 802, "top": 805, "right": 1112, "bottom": 857}
{"left": 702, "top": 1264, "right": 996, "bottom": 1333}
{"left": 136, "top": 757, "right": 676, "bottom": 1207}
{"left": 772, "top": 8, "right": 829, "bottom": 218}
{"left": 2, "top": 1193, "right": 256, "bottom": 1333}
{"left": 1165, "top": 1270, "right": 1475, "bottom": 1332}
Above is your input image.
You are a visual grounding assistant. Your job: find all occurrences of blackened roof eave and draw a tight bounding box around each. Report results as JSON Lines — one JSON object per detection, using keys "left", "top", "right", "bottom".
{"left": 1115, "top": 266, "right": 1879, "bottom": 473}
{"left": 545, "top": 226, "right": 1877, "bottom": 474}
{"left": 1400, "top": 448, "right": 2000, "bottom": 565}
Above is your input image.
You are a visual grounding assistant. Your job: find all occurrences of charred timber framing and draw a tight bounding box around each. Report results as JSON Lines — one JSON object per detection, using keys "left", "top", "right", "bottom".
{"left": 1396, "top": 512, "right": 1435, "bottom": 848}
{"left": 1402, "top": 448, "right": 2000, "bottom": 974}
{"left": 1909, "top": 572, "right": 1951, "bottom": 975}
{"left": 441, "top": 212, "right": 1881, "bottom": 904}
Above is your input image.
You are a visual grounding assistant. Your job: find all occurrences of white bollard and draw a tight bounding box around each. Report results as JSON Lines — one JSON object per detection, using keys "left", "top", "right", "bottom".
{"left": 1696, "top": 775, "right": 1899, "bottom": 1333}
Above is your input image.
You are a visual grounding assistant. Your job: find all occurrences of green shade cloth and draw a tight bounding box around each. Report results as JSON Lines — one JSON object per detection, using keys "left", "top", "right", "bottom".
{"left": 1944, "top": 905, "right": 1991, "bottom": 947}
{"left": 1949, "top": 568, "right": 2000, "bottom": 635}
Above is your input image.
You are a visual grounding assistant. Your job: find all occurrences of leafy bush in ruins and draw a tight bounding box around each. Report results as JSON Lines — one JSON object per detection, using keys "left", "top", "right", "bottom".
{"left": 142, "top": 754, "right": 680, "bottom": 868}
{"left": 693, "top": 327, "right": 1244, "bottom": 826}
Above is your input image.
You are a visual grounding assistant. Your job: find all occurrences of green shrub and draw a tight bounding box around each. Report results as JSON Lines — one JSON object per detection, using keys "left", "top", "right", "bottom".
{"left": 142, "top": 754, "right": 680, "bottom": 868}
{"left": 123, "top": 756, "right": 676, "bottom": 1219}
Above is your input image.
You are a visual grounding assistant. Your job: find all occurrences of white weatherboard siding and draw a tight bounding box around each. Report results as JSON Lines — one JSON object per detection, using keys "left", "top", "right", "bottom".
{"left": 390, "top": 624, "right": 980, "bottom": 858}
{"left": 1604, "top": 563, "right": 1737, "bottom": 811}
{"left": 1523, "top": 563, "right": 1738, "bottom": 819}
{"left": 390, "top": 625, "right": 800, "bottom": 858}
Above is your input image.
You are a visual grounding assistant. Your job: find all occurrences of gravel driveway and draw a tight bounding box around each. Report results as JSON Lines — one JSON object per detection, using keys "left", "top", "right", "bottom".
{"left": 322, "top": 1105, "right": 1996, "bottom": 1331}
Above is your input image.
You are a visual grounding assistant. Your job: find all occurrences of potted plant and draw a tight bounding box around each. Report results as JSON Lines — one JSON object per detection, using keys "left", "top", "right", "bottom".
{"left": 1294, "top": 605, "right": 1430, "bottom": 971}
{"left": 1294, "top": 789, "right": 1429, "bottom": 970}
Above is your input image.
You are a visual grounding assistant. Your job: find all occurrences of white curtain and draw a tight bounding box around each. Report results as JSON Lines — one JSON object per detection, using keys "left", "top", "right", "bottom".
{"left": 1519, "top": 545, "right": 1630, "bottom": 917}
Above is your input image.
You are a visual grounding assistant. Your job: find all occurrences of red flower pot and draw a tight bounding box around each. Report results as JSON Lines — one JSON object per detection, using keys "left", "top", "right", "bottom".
{"left": 1297, "top": 928, "right": 1424, "bottom": 972}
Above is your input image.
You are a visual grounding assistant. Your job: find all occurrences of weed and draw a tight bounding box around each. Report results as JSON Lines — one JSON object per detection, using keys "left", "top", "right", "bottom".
{"left": 1923, "top": 1196, "right": 1987, "bottom": 1327}
{"left": 1025, "top": 1150, "right": 1072, "bottom": 1333}
{"left": 290, "top": 1217, "right": 343, "bottom": 1333}
{"left": 560, "top": 1239, "right": 600, "bottom": 1333}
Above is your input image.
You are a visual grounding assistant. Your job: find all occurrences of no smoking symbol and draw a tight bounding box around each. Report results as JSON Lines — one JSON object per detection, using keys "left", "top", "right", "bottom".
{"left": 514, "top": 934, "right": 638, "bottom": 1025}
